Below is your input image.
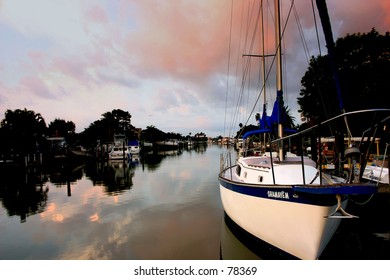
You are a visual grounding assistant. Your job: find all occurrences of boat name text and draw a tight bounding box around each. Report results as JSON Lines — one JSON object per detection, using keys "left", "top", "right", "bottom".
{"left": 267, "top": 191, "right": 289, "bottom": 199}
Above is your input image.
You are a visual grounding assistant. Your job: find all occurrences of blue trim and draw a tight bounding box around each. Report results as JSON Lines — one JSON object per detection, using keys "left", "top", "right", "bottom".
{"left": 219, "top": 176, "right": 377, "bottom": 206}
{"left": 282, "top": 128, "right": 298, "bottom": 134}
{"left": 219, "top": 177, "right": 341, "bottom": 206}
{"left": 242, "top": 128, "right": 297, "bottom": 140}
{"left": 243, "top": 129, "right": 273, "bottom": 140}
{"left": 292, "top": 184, "right": 376, "bottom": 195}
{"left": 128, "top": 140, "right": 139, "bottom": 146}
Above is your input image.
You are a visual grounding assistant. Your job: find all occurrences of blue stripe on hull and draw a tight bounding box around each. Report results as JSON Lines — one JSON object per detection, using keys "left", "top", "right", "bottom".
{"left": 219, "top": 177, "right": 344, "bottom": 206}
{"left": 292, "top": 185, "right": 377, "bottom": 195}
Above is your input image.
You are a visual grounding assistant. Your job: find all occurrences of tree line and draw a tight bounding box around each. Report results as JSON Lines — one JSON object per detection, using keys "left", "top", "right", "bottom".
{"left": 0, "top": 108, "right": 131, "bottom": 159}
{"left": 298, "top": 29, "right": 390, "bottom": 133}
{"left": 0, "top": 107, "right": 209, "bottom": 160}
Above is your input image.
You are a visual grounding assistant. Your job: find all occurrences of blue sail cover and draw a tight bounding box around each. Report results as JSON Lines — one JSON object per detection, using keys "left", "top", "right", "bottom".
{"left": 243, "top": 91, "right": 296, "bottom": 140}
{"left": 128, "top": 140, "right": 139, "bottom": 146}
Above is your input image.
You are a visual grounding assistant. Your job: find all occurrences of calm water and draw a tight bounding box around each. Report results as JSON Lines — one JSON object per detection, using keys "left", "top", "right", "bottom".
{"left": 0, "top": 144, "right": 389, "bottom": 260}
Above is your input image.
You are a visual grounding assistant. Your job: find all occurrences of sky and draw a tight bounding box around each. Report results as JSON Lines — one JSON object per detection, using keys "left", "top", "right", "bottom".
{"left": 0, "top": 0, "right": 389, "bottom": 137}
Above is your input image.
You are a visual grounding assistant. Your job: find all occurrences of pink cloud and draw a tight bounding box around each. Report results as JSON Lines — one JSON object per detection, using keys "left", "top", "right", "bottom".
{"left": 27, "top": 51, "right": 48, "bottom": 70}
{"left": 122, "top": 1, "right": 233, "bottom": 79}
{"left": 51, "top": 56, "right": 89, "bottom": 81}
{"left": 84, "top": 4, "right": 108, "bottom": 23}
{"left": 1, "top": 0, "right": 389, "bottom": 136}
{"left": 384, "top": 1, "right": 390, "bottom": 27}
{"left": 326, "top": 1, "right": 390, "bottom": 36}
{"left": 19, "top": 75, "right": 53, "bottom": 99}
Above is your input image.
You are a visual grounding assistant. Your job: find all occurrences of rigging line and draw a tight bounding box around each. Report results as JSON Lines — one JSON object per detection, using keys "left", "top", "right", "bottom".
{"left": 245, "top": 1, "right": 262, "bottom": 121}
{"left": 247, "top": 0, "right": 263, "bottom": 55}
{"left": 229, "top": 55, "right": 254, "bottom": 137}
{"left": 243, "top": 0, "right": 257, "bottom": 53}
{"left": 224, "top": 0, "right": 234, "bottom": 138}
{"left": 236, "top": 0, "right": 247, "bottom": 127}
{"left": 315, "top": 0, "right": 352, "bottom": 139}
{"left": 238, "top": 1, "right": 264, "bottom": 126}
{"left": 278, "top": 0, "right": 295, "bottom": 65}
{"left": 229, "top": 1, "right": 263, "bottom": 137}
{"left": 265, "top": 0, "right": 273, "bottom": 106}
{"left": 260, "top": 0, "right": 267, "bottom": 108}
{"left": 297, "top": 0, "right": 331, "bottom": 127}
{"left": 226, "top": 0, "right": 253, "bottom": 137}
{"left": 238, "top": 52, "right": 277, "bottom": 140}
{"left": 233, "top": 2, "right": 273, "bottom": 138}
{"left": 229, "top": 0, "right": 247, "bottom": 137}
{"left": 247, "top": 58, "right": 251, "bottom": 118}
{"left": 311, "top": 0, "right": 322, "bottom": 56}
{"left": 228, "top": 56, "right": 251, "bottom": 137}
{"left": 293, "top": 3, "right": 311, "bottom": 63}
{"left": 241, "top": 0, "right": 296, "bottom": 130}
{"left": 276, "top": 0, "right": 296, "bottom": 121}
{"left": 281, "top": 0, "right": 289, "bottom": 106}
{"left": 252, "top": 0, "right": 269, "bottom": 115}
{"left": 241, "top": 0, "right": 260, "bottom": 114}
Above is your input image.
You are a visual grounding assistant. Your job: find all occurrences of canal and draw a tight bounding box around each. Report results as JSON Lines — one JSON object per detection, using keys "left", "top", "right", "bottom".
{"left": 0, "top": 144, "right": 389, "bottom": 260}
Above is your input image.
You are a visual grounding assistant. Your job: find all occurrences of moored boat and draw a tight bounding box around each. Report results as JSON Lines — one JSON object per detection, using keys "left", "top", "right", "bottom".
{"left": 155, "top": 139, "right": 179, "bottom": 150}
{"left": 219, "top": 133, "right": 378, "bottom": 259}
{"left": 108, "top": 145, "right": 130, "bottom": 160}
{"left": 363, "top": 164, "right": 389, "bottom": 185}
{"left": 128, "top": 140, "right": 141, "bottom": 155}
{"left": 218, "top": 0, "right": 389, "bottom": 260}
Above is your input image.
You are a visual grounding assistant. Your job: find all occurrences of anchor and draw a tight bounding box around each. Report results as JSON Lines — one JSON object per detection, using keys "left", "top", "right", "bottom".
{"left": 325, "top": 194, "right": 358, "bottom": 218}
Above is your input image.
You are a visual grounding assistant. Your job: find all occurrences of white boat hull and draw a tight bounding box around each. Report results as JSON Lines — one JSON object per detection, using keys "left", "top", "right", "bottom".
{"left": 109, "top": 154, "right": 129, "bottom": 160}
{"left": 129, "top": 146, "right": 140, "bottom": 155}
{"left": 109, "top": 146, "right": 130, "bottom": 160}
{"left": 156, "top": 140, "right": 179, "bottom": 149}
{"left": 219, "top": 183, "right": 345, "bottom": 259}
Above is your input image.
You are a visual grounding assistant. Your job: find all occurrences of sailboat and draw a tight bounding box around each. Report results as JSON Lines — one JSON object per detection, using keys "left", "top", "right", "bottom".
{"left": 218, "top": 0, "right": 390, "bottom": 259}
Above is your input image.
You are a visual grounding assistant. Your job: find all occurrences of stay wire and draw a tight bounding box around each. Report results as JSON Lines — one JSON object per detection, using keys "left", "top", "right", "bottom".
{"left": 228, "top": 0, "right": 262, "bottom": 138}
{"left": 239, "top": 0, "right": 296, "bottom": 135}
{"left": 224, "top": 0, "right": 234, "bottom": 138}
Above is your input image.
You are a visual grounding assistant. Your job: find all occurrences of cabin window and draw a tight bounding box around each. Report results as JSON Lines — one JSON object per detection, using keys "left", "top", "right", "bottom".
{"left": 236, "top": 165, "right": 241, "bottom": 176}
{"left": 258, "top": 176, "right": 263, "bottom": 182}
{"left": 243, "top": 172, "right": 247, "bottom": 178}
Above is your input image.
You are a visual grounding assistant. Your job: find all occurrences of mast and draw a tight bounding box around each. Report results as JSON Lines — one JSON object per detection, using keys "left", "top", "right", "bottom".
{"left": 315, "top": 0, "right": 352, "bottom": 139}
{"left": 261, "top": 0, "right": 267, "bottom": 148}
{"left": 275, "top": 0, "right": 284, "bottom": 160}
{"left": 315, "top": 0, "right": 343, "bottom": 112}
{"left": 316, "top": 0, "right": 352, "bottom": 175}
